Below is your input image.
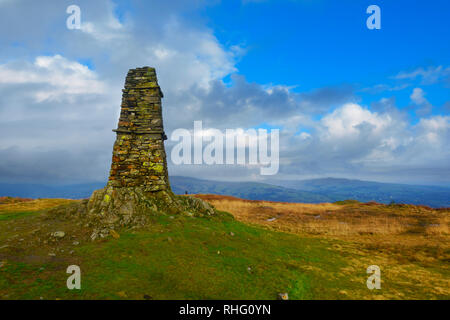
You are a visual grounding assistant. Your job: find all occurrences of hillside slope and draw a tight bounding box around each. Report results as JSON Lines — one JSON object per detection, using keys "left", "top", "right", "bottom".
{"left": 0, "top": 197, "right": 448, "bottom": 299}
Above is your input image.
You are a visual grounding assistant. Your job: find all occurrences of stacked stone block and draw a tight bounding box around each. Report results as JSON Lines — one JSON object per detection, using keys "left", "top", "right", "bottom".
{"left": 107, "top": 67, "right": 170, "bottom": 191}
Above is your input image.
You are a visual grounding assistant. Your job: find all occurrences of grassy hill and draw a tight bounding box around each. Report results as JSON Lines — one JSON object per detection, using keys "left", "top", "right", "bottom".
{"left": 0, "top": 196, "right": 448, "bottom": 299}
{"left": 0, "top": 198, "right": 357, "bottom": 300}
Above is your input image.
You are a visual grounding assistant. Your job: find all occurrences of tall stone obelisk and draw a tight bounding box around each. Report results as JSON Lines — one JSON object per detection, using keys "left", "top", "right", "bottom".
{"left": 107, "top": 67, "right": 170, "bottom": 192}
{"left": 85, "top": 67, "right": 214, "bottom": 228}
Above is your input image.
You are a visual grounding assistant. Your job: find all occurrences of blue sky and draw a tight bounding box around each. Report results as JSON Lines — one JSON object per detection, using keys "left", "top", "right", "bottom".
{"left": 0, "top": 0, "right": 449, "bottom": 185}
{"left": 202, "top": 0, "right": 450, "bottom": 114}
{"left": 204, "top": 1, "right": 450, "bottom": 84}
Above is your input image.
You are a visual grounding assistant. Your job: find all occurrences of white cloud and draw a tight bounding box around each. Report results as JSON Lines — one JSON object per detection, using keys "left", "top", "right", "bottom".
{"left": 298, "top": 132, "right": 311, "bottom": 140}
{"left": 321, "top": 103, "right": 392, "bottom": 138}
{"left": 394, "top": 65, "right": 450, "bottom": 85}
{"left": 0, "top": 55, "right": 106, "bottom": 102}
{"left": 410, "top": 87, "right": 433, "bottom": 116}
{"left": 145, "top": 19, "right": 239, "bottom": 91}
{"left": 79, "top": 1, "right": 127, "bottom": 43}
{"left": 410, "top": 88, "right": 427, "bottom": 105}
{"left": 416, "top": 115, "right": 450, "bottom": 145}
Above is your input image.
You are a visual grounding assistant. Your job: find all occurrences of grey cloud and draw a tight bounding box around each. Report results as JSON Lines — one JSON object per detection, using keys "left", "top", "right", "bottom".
{"left": 163, "top": 75, "right": 356, "bottom": 132}
{"left": 0, "top": 146, "right": 110, "bottom": 184}
{"left": 297, "top": 85, "right": 356, "bottom": 113}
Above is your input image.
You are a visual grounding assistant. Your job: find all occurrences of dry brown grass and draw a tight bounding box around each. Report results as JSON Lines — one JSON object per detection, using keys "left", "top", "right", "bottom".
{"left": 196, "top": 194, "right": 449, "bottom": 237}
{"left": 194, "top": 194, "right": 450, "bottom": 298}
{"left": 0, "top": 197, "right": 33, "bottom": 204}
{"left": 424, "top": 214, "right": 450, "bottom": 236}
{"left": 0, "top": 198, "right": 75, "bottom": 213}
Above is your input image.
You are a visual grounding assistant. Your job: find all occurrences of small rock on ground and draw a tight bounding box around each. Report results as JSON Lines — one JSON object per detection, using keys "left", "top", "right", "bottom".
{"left": 278, "top": 293, "right": 289, "bottom": 300}
{"left": 51, "top": 231, "right": 65, "bottom": 238}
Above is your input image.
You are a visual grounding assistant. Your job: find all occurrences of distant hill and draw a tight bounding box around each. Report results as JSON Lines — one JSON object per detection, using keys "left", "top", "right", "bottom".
{"left": 0, "top": 179, "right": 328, "bottom": 204}
{"left": 0, "top": 182, "right": 105, "bottom": 199}
{"left": 169, "top": 176, "right": 331, "bottom": 203}
{"left": 0, "top": 176, "right": 448, "bottom": 207}
{"left": 271, "top": 177, "right": 450, "bottom": 208}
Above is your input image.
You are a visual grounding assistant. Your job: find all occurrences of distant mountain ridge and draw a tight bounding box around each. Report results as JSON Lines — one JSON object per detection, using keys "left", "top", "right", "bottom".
{"left": 0, "top": 176, "right": 448, "bottom": 207}
{"left": 170, "top": 176, "right": 330, "bottom": 203}
{"left": 0, "top": 182, "right": 105, "bottom": 200}
{"left": 270, "top": 177, "right": 450, "bottom": 208}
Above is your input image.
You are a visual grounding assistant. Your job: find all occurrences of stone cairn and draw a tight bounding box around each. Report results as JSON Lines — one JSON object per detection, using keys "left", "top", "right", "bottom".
{"left": 107, "top": 67, "right": 170, "bottom": 191}
{"left": 74, "top": 67, "right": 215, "bottom": 231}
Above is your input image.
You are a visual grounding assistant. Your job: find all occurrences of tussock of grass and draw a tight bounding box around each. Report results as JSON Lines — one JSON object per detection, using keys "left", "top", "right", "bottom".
{"left": 0, "top": 199, "right": 74, "bottom": 214}
{"left": 0, "top": 199, "right": 77, "bottom": 221}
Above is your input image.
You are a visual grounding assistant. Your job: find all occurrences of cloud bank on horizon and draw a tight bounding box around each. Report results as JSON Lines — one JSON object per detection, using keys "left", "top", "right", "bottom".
{"left": 0, "top": 0, "right": 449, "bottom": 186}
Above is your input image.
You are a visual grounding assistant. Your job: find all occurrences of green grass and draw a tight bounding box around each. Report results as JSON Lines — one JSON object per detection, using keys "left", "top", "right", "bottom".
{"left": 0, "top": 211, "right": 39, "bottom": 221}
{"left": 0, "top": 211, "right": 364, "bottom": 300}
